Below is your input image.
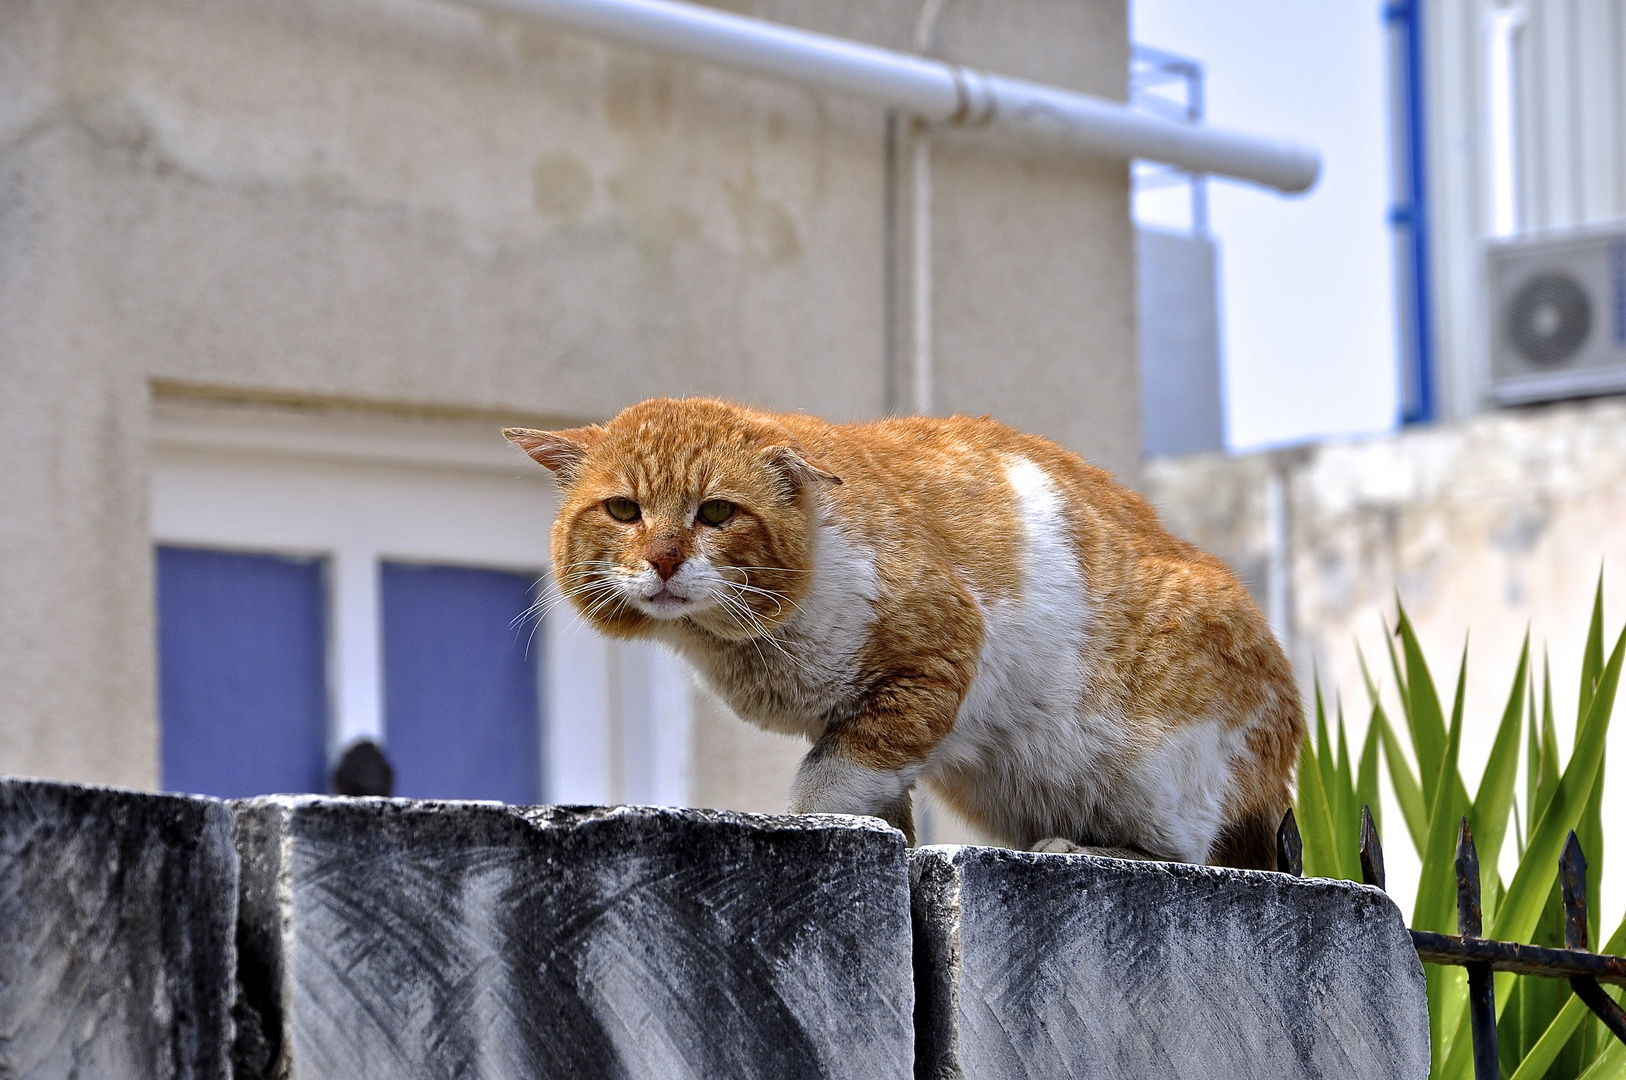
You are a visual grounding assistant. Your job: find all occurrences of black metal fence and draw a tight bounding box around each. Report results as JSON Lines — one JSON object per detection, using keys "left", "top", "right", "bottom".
{"left": 1276, "top": 806, "right": 1626, "bottom": 1077}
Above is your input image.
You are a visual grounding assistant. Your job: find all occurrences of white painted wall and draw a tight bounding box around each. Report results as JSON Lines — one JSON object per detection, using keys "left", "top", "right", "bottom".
{"left": 1423, "top": 0, "right": 1626, "bottom": 420}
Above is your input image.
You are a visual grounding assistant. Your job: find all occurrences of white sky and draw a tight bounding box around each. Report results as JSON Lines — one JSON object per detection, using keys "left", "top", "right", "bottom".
{"left": 1132, "top": 0, "right": 1400, "bottom": 452}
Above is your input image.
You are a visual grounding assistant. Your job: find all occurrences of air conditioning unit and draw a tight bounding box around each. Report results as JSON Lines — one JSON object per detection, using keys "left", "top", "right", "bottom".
{"left": 1488, "top": 224, "right": 1626, "bottom": 406}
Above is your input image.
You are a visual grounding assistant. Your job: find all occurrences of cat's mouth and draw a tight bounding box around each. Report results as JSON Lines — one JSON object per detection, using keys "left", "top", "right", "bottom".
{"left": 640, "top": 584, "right": 698, "bottom": 618}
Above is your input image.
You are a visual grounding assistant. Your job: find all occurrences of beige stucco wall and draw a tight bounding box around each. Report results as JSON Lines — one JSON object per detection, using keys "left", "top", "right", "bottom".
{"left": 0, "top": 0, "right": 1136, "bottom": 791}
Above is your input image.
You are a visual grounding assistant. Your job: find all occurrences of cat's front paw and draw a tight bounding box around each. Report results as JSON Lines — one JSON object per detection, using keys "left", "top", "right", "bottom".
{"left": 1030, "top": 838, "right": 1160, "bottom": 861}
{"left": 1030, "top": 837, "right": 1085, "bottom": 854}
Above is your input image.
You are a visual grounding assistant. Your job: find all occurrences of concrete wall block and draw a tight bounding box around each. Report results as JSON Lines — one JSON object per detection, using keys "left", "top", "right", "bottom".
{"left": 910, "top": 845, "right": 1429, "bottom": 1079}
{"left": 0, "top": 777, "right": 237, "bottom": 1080}
{"left": 232, "top": 798, "right": 913, "bottom": 1080}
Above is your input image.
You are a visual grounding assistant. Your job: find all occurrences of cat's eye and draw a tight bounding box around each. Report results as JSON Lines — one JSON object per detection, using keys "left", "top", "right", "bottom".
{"left": 604, "top": 497, "right": 641, "bottom": 522}
{"left": 697, "top": 500, "right": 735, "bottom": 526}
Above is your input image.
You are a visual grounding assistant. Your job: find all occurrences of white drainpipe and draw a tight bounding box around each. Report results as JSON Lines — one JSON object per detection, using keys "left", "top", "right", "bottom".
{"left": 462, "top": 0, "right": 1321, "bottom": 194}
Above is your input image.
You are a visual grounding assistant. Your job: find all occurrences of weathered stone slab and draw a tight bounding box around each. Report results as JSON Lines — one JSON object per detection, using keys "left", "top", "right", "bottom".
{"left": 232, "top": 798, "right": 912, "bottom": 1080}
{"left": 910, "top": 845, "right": 1430, "bottom": 1079}
{"left": 0, "top": 776, "right": 237, "bottom": 1080}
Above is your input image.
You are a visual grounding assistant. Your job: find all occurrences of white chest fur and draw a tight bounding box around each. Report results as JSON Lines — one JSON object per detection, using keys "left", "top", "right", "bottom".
{"left": 677, "top": 515, "right": 878, "bottom": 741}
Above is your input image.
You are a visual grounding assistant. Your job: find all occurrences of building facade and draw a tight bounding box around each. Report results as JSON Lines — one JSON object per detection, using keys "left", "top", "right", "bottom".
{"left": 1, "top": 0, "right": 1137, "bottom": 828}
{"left": 1395, "top": 0, "right": 1626, "bottom": 421}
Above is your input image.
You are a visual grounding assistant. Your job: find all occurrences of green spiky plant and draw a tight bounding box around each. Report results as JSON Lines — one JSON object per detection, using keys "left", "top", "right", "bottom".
{"left": 1294, "top": 579, "right": 1626, "bottom": 1080}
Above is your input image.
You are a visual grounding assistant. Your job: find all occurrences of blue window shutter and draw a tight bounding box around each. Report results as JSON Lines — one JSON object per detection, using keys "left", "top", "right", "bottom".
{"left": 156, "top": 546, "right": 329, "bottom": 798}
{"left": 380, "top": 563, "right": 543, "bottom": 804}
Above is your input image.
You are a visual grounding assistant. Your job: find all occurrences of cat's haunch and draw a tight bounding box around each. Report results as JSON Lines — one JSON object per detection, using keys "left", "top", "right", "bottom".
{"left": 505, "top": 398, "right": 1302, "bottom": 869}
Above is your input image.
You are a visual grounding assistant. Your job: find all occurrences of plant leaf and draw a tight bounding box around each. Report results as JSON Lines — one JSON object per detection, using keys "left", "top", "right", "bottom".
{"left": 1314, "top": 681, "right": 1340, "bottom": 856}
{"left": 1574, "top": 1037, "right": 1625, "bottom": 1080}
{"left": 1581, "top": 569, "right": 1606, "bottom": 721}
{"left": 1506, "top": 910, "right": 1626, "bottom": 1080}
{"left": 1335, "top": 701, "right": 1358, "bottom": 862}
{"left": 1357, "top": 705, "right": 1383, "bottom": 836}
{"left": 1295, "top": 734, "right": 1343, "bottom": 880}
{"left": 1578, "top": 752, "right": 1606, "bottom": 946}
{"left": 1412, "top": 668, "right": 1471, "bottom": 1070}
{"left": 1398, "top": 605, "right": 1450, "bottom": 811}
{"left": 1535, "top": 656, "right": 1561, "bottom": 828}
{"left": 1375, "top": 702, "right": 1428, "bottom": 854}
{"left": 1470, "top": 633, "right": 1530, "bottom": 894}
{"left": 1491, "top": 622, "right": 1624, "bottom": 948}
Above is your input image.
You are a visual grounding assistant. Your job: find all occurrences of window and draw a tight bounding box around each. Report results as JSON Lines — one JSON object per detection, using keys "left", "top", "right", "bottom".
{"left": 150, "top": 397, "right": 689, "bottom": 805}
{"left": 156, "top": 546, "right": 329, "bottom": 799}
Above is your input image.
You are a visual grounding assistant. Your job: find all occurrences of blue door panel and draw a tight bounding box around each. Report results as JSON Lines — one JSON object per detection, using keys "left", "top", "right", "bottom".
{"left": 381, "top": 562, "right": 542, "bottom": 804}
{"left": 156, "top": 546, "right": 329, "bottom": 799}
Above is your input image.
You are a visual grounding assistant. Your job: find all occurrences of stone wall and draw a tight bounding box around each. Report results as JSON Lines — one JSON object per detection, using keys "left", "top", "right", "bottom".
{"left": 2, "top": 776, "right": 1430, "bottom": 1079}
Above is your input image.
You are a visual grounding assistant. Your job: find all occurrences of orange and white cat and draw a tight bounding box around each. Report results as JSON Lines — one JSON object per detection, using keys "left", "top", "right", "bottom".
{"left": 506, "top": 398, "right": 1302, "bottom": 869}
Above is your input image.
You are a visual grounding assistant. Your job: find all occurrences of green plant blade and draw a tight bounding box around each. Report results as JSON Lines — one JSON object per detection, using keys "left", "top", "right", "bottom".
{"left": 1314, "top": 681, "right": 1340, "bottom": 852}
{"left": 1398, "top": 606, "right": 1450, "bottom": 810}
{"left": 1469, "top": 634, "right": 1530, "bottom": 893}
{"left": 1525, "top": 675, "right": 1540, "bottom": 843}
{"left": 1575, "top": 1037, "right": 1625, "bottom": 1080}
{"left": 1412, "top": 674, "right": 1471, "bottom": 1071}
{"left": 1334, "top": 702, "right": 1358, "bottom": 861}
{"left": 1581, "top": 569, "right": 1606, "bottom": 721}
{"left": 1375, "top": 702, "right": 1428, "bottom": 855}
{"left": 1357, "top": 705, "right": 1382, "bottom": 836}
{"left": 1497, "top": 625, "right": 1625, "bottom": 944}
{"left": 1578, "top": 751, "right": 1606, "bottom": 947}
{"left": 1383, "top": 612, "right": 1410, "bottom": 711}
{"left": 1505, "top": 910, "right": 1626, "bottom": 1080}
{"left": 1414, "top": 690, "right": 1470, "bottom": 934}
{"left": 1296, "top": 734, "right": 1344, "bottom": 880}
{"left": 1438, "top": 621, "right": 1626, "bottom": 1080}
{"left": 1536, "top": 658, "right": 1560, "bottom": 828}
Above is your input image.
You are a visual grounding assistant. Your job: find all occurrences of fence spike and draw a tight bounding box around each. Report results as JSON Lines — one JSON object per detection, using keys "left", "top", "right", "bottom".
{"left": 1557, "top": 831, "right": 1626, "bottom": 1046}
{"left": 1359, "top": 805, "right": 1385, "bottom": 891}
{"left": 1561, "top": 830, "right": 1588, "bottom": 952}
{"left": 1455, "top": 816, "right": 1482, "bottom": 939}
{"left": 1455, "top": 816, "right": 1498, "bottom": 1079}
{"left": 1276, "top": 807, "right": 1302, "bottom": 877}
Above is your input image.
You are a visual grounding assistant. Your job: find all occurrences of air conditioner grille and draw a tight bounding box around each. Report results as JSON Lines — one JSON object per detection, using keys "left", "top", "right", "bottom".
{"left": 1507, "top": 272, "right": 1592, "bottom": 366}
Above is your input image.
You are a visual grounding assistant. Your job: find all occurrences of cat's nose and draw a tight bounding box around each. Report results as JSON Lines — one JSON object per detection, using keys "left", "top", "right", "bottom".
{"left": 648, "top": 546, "right": 685, "bottom": 580}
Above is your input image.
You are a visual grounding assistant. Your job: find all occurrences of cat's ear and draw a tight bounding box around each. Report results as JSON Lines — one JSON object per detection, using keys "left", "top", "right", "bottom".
{"left": 503, "top": 425, "right": 604, "bottom": 481}
{"left": 767, "top": 445, "right": 842, "bottom": 489}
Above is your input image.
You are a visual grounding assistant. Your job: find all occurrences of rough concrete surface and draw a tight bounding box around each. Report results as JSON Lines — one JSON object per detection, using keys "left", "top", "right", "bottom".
{"left": 911, "top": 845, "right": 1430, "bottom": 1080}
{"left": 0, "top": 776, "right": 237, "bottom": 1080}
{"left": 232, "top": 798, "right": 913, "bottom": 1080}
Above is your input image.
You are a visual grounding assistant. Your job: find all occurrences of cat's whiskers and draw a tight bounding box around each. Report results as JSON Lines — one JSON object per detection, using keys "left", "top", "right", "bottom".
{"left": 713, "top": 567, "right": 800, "bottom": 617}
{"left": 518, "top": 580, "right": 629, "bottom": 657}
{"left": 513, "top": 560, "right": 625, "bottom": 624}
{"left": 518, "top": 562, "right": 641, "bottom": 637}
{"left": 528, "top": 577, "right": 620, "bottom": 622}
{"left": 577, "top": 592, "right": 631, "bottom": 629}
{"left": 712, "top": 592, "right": 776, "bottom": 671}
{"left": 712, "top": 586, "right": 816, "bottom": 680}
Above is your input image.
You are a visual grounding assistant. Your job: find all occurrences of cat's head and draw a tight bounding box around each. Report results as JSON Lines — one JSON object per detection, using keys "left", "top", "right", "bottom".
{"left": 505, "top": 398, "right": 840, "bottom": 641}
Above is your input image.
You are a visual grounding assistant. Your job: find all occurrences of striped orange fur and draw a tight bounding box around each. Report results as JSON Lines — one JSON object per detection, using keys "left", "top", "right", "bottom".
{"left": 505, "top": 398, "right": 1302, "bottom": 868}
